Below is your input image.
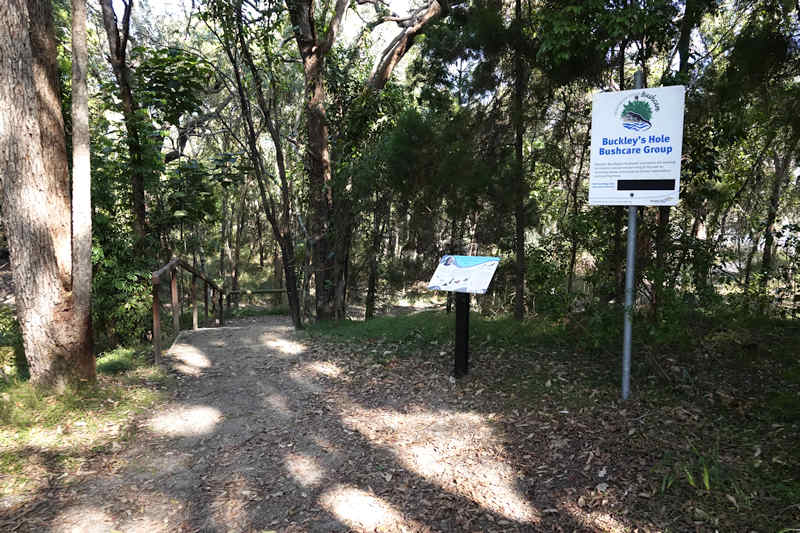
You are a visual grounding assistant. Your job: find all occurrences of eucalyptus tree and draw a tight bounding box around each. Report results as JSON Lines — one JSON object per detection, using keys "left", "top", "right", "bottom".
{"left": 99, "top": 0, "right": 149, "bottom": 243}
{"left": 0, "top": 0, "right": 95, "bottom": 387}
{"left": 200, "top": 0, "right": 306, "bottom": 328}
{"left": 284, "top": 0, "right": 448, "bottom": 320}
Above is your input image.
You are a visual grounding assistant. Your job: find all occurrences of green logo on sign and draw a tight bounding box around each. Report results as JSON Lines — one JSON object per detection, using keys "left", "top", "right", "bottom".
{"left": 617, "top": 91, "right": 661, "bottom": 132}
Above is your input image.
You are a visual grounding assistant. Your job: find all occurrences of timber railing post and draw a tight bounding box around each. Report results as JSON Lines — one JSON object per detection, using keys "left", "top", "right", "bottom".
{"left": 152, "top": 257, "right": 222, "bottom": 356}
{"left": 219, "top": 290, "right": 224, "bottom": 326}
{"left": 204, "top": 282, "right": 209, "bottom": 325}
{"left": 171, "top": 268, "right": 180, "bottom": 333}
{"left": 192, "top": 273, "right": 198, "bottom": 330}
{"left": 152, "top": 280, "right": 161, "bottom": 364}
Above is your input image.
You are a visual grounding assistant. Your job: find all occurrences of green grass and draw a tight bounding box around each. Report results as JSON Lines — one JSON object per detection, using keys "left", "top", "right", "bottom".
{"left": 225, "top": 305, "right": 290, "bottom": 319}
{"left": 0, "top": 346, "right": 169, "bottom": 497}
{"left": 307, "top": 310, "right": 563, "bottom": 351}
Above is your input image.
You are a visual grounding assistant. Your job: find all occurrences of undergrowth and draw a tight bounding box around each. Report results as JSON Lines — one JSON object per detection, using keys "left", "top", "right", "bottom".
{"left": 0, "top": 346, "right": 169, "bottom": 498}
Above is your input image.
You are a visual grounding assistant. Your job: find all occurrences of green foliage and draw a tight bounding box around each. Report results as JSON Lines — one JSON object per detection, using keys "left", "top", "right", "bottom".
{"left": 0, "top": 307, "right": 26, "bottom": 380}
{"left": 133, "top": 47, "right": 213, "bottom": 127}
{"left": 91, "top": 244, "right": 153, "bottom": 350}
{"left": 96, "top": 346, "right": 149, "bottom": 375}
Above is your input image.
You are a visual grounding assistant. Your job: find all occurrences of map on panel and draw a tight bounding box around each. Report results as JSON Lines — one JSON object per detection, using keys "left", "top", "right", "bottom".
{"left": 427, "top": 256, "right": 500, "bottom": 294}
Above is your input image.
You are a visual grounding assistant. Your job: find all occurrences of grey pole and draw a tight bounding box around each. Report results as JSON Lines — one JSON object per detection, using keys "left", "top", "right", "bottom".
{"left": 622, "top": 205, "right": 637, "bottom": 400}
{"left": 622, "top": 71, "right": 644, "bottom": 400}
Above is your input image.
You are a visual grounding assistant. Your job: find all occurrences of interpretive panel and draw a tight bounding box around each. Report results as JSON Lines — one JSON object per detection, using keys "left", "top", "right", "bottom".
{"left": 589, "top": 85, "right": 685, "bottom": 206}
{"left": 427, "top": 256, "right": 500, "bottom": 294}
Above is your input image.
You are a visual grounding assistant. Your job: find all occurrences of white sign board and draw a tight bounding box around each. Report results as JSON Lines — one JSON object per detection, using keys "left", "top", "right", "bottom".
{"left": 427, "top": 256, "right": 500, "bottom": 294}
{"left": 589, "top": 85, "right": 685, "bottom": 206}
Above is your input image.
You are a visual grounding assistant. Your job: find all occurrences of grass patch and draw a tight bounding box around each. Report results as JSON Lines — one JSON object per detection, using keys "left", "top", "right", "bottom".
{"left": 96, "top": 346, "right": 148, "bottom": 375}
{"left": 226, "top": 305, "right": 289, "bottom": 319}
{"left": 0, "top": 347, "right": 169, "bottom": 498}
{"left": 307, "top": 310, "right": 563, "bottom": 352}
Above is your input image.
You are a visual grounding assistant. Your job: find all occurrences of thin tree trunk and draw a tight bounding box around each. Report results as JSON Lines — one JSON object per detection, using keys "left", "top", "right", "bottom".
{"left": 365, "top": 192, "right": 386, "bottom": 320}
{"left": 228, "top": 4, "right": 303, "bottom": 327}
{"left": 566, "top": 132, "right": 589, "bottom": 298}
{"left": 759, "top": 152, "right": 795, "bottom": 298}
{"left": 72, "top": 0, "right": 94, "bottom": 366}
{"left": 512, "top": 0, "right": 527, "bottom": 320}
{"left": 99, "top": 0, "right": 148, "bottom": 243}
{"left": 231, "top": 180, "right": 249, "bottom": 308}
{"left": 609, "top": 40, "right": 628, "bottom": 304}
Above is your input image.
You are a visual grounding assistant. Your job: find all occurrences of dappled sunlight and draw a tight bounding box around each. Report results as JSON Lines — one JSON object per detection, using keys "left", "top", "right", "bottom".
{"left": 50, "top": 504, "right": 114, "bottom": 532}
{"left": 208, "top": 472, "right": 257, "bottom": 531}
{"left": 341, "top": 406, "right": 539, "bottom": 524}
{"left": 168, "top": 343, "right": 212, "bottom": 376}
{"left": 320, "top": 484, "right": 424, "bottom": 532}
{"left": 147, "top": 404, "right": 222, "bottom": 437}
{"left": 263, "top": 336, "right": 306, "bottom": 356}
{"left": 261, "top": 393, "right": 292, "bottom": 418}
{"left": 284, "top": 452, "right": 325, "bottom": 487}
{"left": 562, "top": 500, "right": 630, "bottom": 532}
{"left": 302, "top": 361, "right": 343, "bottom": 379}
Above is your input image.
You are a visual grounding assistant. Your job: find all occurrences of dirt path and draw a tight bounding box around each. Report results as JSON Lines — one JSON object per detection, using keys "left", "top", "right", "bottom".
{"left": 15, "top": 316, "right": 560, "bottom": 532}
{"left": 8, "top": 314, "right": 797, "bottom": 531}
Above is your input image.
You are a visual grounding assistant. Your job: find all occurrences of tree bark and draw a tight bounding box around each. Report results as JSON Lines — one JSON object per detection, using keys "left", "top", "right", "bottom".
{"left": 0, "top": 0, "right": 95, "bottom": 388}
{"left": 367, "top": 1, "right": 446, "bottom": 90}
{"left": 759, "top": 151, "right": 795, "bottom": 297}
{"left": 72, "top": 0, "right": 94, "bottom": 366}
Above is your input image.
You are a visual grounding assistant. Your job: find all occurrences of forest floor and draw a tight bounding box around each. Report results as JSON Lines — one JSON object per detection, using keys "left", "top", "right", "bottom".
{"left": 1, "top": 310, "right": 799, "bottom": 532}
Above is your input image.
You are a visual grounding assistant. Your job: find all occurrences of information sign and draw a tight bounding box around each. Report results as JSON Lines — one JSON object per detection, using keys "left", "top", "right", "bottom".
{"left": 427, "top": 255, "right": 500, "bottom": 294}
{"left": 589, "top": 85, "right": 686, "bottom": 206}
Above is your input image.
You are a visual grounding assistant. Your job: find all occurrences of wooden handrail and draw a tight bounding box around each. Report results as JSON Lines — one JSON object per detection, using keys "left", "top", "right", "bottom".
{"left": 151, "top": 257, "right": 223, "bottom": 364}
{"left": 226, "top": 288, "right": 285, "bottom": 295}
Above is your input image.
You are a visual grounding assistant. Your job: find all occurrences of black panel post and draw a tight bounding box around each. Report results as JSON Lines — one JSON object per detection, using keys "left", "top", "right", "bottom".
{"left": 454, "top": 292, "right": 470, "bottom": 378}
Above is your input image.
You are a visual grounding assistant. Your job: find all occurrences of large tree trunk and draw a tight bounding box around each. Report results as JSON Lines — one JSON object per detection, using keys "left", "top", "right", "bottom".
{"left": 0, "top": 0, "right": 94, "bottom": 388}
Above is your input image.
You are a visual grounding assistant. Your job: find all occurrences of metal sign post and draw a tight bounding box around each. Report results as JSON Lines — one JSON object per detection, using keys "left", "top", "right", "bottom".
{"left": 620, "top": 72, "right": 644, "bottom": 401}
{"left": 454, "top": 292, "right": 470, "bottom": 377}
{"left": 588, "top": 72, "right": 685, "bottom": 400}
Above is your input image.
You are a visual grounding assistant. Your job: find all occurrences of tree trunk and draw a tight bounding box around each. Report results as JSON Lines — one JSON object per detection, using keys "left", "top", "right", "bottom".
{"left": 759, "top": 152, "right": 794, "bottom": 297}
{"left": 652, "top": 206, "right": 670, "bottom": 317}
{"left": 72, "top": 0, "right": 94, "bottom": 367}
{"left": 365, "top": 193, "right": 386, "bottom": 320}
{"left": 227, "top": 3, "right": 303, "bottom": 327}
{"left": 220, "top": 188, "right": 228, "bottom": 295}
{"left": 231, "top": 180, "right": 249, "bottom": 308}
{"left": 286, "top": 0, "right": 443, "bottom": 321}
{"left": 99, "top": 0, "right": 148, "bottom": 243}
{"left": 608, "top": 41, "right": 628, "bottom": 304}
{"left": 0, "top": 0, "right": 95, "bottom": 388}
{"left": 566, "top": 134, "right": 589, "bottom": 301}
{"left": 512, "top": 0, "right": 527, "bottom": 320}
